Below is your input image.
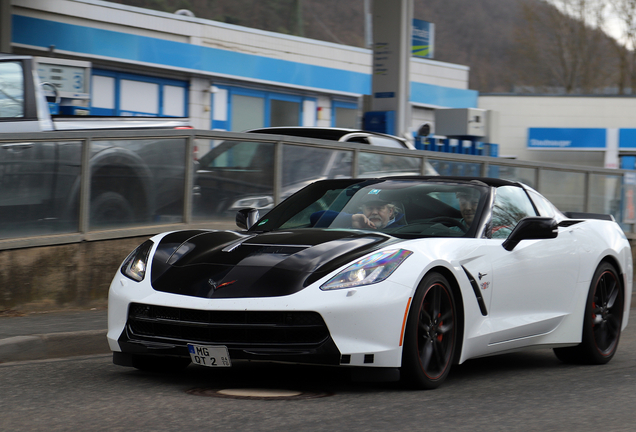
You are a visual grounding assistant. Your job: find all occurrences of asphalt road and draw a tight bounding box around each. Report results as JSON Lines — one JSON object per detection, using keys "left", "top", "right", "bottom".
{"left": 1, "top": 313, "right": 635, "bottom": 432}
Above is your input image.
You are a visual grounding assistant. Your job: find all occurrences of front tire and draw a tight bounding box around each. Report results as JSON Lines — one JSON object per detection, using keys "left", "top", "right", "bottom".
{"left": 401, "top": 272, "right": 457, "bottom": 389}
{"left": 554, "top": 262, "right": 624, "bottom": 364}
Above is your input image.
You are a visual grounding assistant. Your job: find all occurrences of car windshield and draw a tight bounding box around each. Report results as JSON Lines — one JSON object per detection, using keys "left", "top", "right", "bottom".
{"left": 251, "top": 178, "right": 490, "bottom": 238}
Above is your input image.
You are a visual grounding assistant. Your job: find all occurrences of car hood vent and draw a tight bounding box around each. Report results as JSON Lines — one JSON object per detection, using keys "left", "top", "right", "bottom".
{"left": 150, "top": 229, "right": 394, "bottom": 299}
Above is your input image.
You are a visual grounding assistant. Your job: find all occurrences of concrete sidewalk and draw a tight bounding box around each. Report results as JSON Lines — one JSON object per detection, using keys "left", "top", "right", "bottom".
{"left": 0, "top": 309, "right": 109, "bottom": 363}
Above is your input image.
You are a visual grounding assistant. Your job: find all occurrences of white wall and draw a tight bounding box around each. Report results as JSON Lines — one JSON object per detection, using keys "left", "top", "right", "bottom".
{"left": 411, "top": 58, "right": 470, "bottom": 90}
{"left": 479, "top": 95, "right": 636, "bottom": 166}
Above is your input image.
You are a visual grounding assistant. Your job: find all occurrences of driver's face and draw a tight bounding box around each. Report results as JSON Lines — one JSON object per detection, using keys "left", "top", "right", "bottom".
{"left": 458, "top": 195, "right": 479, "bottom": 226}
{"left": 361, "top": 203, "right": 393, "bottom": 229}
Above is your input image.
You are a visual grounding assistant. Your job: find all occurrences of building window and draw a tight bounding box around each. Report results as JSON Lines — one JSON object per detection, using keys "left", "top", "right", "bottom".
{"left": 333, "top": 100, "right": 358, "bottom": 128}
{"left": 120, "top": 80, "right": 158, "bottom": 115}
{"left": 213, "top": 85, "right": 316, "bottom": 131}
{"left": 232, "top": 94, "right": 265, "bottom": 131}
{"left": 270, "top": 99, "right": 300, "bottom": 127}
{"left": 91, "top": 70, "right": 188, "bottom": 117}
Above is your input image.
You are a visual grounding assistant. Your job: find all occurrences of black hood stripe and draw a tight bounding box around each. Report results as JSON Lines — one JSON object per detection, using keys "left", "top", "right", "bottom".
{"left": 150, "top": 229, "right": 395, "bottom": 298}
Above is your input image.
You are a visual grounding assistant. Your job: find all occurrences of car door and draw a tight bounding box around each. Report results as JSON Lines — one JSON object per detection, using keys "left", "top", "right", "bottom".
{"left": 463, "top": 186, "right": 580, "bottom": 353}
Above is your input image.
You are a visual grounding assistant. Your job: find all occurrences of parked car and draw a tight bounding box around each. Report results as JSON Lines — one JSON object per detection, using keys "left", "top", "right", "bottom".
{"left": 108, "top": 176, "right": 631, "bottom": 389}
{"left": 194, "top": 127, "right": 436, "bottom": 217}
{"left": 0, "top": 54, "right": 191, "bottom": 237}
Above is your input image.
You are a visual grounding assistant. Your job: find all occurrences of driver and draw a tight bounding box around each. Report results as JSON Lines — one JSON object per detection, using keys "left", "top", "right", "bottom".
{"left": 352, "top": 195, "right": 403, "bottom": 230}
{"left": 310, "top": 190, "right": 405, "bottom": 230}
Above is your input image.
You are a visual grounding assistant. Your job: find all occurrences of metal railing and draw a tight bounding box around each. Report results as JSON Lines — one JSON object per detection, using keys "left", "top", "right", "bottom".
{"left": 0, "top": 128, "right": 632, "bottom": 251}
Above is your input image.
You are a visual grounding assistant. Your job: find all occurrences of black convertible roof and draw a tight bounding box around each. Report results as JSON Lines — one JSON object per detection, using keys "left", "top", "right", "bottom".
{"left": 377, "top": 176, "right": 520, "bottom": 188}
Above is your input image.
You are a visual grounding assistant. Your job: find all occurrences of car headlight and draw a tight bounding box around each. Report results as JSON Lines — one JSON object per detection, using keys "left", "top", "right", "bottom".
{"left": 229, "top": 196, "right": 274, "bottom": 210}
{"left": 320, "top": 249, "right": 412, "bottom": 290}
{"left": 120, "top": 240, "right": 154, "bottom": 282}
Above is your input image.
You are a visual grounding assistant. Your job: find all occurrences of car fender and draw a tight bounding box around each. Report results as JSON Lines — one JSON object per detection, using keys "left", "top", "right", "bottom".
{"left": 63, "top": 144, "right": 156, "bottom": 220}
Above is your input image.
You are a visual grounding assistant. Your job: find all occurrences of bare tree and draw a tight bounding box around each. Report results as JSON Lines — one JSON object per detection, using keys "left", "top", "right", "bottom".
{"left": 515, "top": 0, "right": 616, "bottom": 93}
{"left": 608, "top": 0, "right": 636, "bottom": 93}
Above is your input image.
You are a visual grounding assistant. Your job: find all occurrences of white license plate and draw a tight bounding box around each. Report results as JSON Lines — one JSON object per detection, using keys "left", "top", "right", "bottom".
{"left": 187, "top": 344, "right": 232, "bottom": 367}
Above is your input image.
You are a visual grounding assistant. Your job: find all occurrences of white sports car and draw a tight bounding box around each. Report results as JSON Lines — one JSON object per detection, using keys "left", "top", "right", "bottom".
{"left": 107, "top": 176, "right": 632, "bottom": 389}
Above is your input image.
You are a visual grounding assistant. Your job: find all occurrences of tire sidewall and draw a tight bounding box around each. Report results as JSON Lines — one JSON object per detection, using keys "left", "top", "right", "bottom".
{"left": 580, "top": 262, "right": 624, "bottom": 364}
{"left": 402, "top": 272, "right": 457, "bottom": 389}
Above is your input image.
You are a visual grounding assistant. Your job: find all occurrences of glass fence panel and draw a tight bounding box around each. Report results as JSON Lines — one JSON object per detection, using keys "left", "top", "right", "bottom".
{"left": 429, "top": 159, "right": 482, "bottom": 177}
{"left": 538, "top": 169, "right": 586, "bottom": 213}
{"left": 487, "top": 165, "right": 537, "bottom": 188}
{"left": 193, "top": 139, "right": 274, "bottom": 221}
{"left": 358, "top": 152, "right": 422, "bottom": 177}
{"left": 589, "top": 174, "right": 622, "bottom": 220}
{"left": 90, "top": 138, "right": 186, "bottom": 229}
{"left": 282, "top": 143, "right": 352, "bottom": 189}
{"left": 0, "top": 140, "right": 82, "bottom": 239}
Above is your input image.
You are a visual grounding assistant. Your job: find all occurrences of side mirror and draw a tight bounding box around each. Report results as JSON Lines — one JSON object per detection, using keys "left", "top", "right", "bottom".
{"left": 236, "top": 208, "right": 260, "bottom": 230}
{"left": 502, "top": 217, "right": 558, "bottom": 251}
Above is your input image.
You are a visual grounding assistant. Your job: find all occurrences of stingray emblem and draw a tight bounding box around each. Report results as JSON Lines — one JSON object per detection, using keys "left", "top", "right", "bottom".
{"left": 215, "top": 280, "right": 237, "bottom": 290}
{"left": 478, "top": 272, "right": 488, "bottom": 281}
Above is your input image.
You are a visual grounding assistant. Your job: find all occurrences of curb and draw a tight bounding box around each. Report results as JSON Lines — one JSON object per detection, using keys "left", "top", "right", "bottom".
{"left": 0, "top": 330, "right": 109, "bottom": 363}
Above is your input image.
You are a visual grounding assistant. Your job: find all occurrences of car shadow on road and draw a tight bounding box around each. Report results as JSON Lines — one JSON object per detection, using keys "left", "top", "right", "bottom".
{"left": 113, "top": 348, "right": 576, "bottom": 395}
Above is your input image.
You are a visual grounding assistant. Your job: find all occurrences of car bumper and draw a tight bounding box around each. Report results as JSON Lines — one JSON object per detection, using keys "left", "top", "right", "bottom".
{"left": 107, "top": 271, "right": 414, "bottom": 368}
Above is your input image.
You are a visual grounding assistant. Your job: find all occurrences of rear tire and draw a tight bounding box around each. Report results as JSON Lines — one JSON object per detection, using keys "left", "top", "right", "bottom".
{"left": 90, "top": 191, "right": 135, "bottom": 228}
{"left": 401, "top": 272, "right": 457, "bottom": 389}
{"left": 554, "top": 262, "right": 624, "bottom": 364}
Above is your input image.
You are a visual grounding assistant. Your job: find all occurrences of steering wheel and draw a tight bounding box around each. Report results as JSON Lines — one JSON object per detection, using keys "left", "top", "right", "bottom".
{"left": 429, "top": 216, "right": 468, "bottom": 233}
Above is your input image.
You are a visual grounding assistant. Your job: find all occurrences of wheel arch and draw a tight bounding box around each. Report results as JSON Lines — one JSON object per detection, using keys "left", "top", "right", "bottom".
{"left": 63, "top": 148, "right": 156, "bottom": 223}
{"left": 594, "top": 255, "right": 627, "bottom": 294}
{"left": 420, "top": 265, "right": 466, "bottom": 366}
{"left": 597, "top": 255, "right": 628, "bottom": 307}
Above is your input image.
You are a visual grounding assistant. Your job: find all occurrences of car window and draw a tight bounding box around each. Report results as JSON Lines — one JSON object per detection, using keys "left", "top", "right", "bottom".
{"left": 528, "top": 189, "right": 557, "bottom": 218}
{"left": 281, "top": 146, "right": 335, "bottom": 185}
{"left": 365, "top": 136, "right": 406, "bottom": 148}
{"left": 491, "top": 186, "right": 538, "bottom": 238}
{"left": 200, "top": 141, "right": 269, "bottom": 169}
{"left": 0, "top": 61, "right": 25, "bottom": 118}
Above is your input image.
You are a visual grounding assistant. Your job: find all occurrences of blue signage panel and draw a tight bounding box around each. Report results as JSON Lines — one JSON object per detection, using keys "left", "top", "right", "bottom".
{"left": 412, "top": 19, "right": 434, "bottom": 59}
{"left": 619, "top": 129, "right": 636, "bottom": 148}
{"left": 528, "top": 128, "right": 606, "bottom": 150}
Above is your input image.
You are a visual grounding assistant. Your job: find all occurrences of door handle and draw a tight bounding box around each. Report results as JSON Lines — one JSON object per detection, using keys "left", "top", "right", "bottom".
{"left": 2, "top": 143, "right": 34, "bottom": 151}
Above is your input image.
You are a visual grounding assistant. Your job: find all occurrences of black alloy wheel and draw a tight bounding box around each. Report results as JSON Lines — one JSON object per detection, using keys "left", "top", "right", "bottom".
{"left": 402, "top": 272, "right": 457, "bottom": 389}
{"left": 554, "top": 262, "right": 624, "bottom": 364}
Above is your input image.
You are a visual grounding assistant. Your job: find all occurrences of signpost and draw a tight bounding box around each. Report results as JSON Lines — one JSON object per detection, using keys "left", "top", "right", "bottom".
{"left": 368, "top": 0, "right": 412, "bottom": 137}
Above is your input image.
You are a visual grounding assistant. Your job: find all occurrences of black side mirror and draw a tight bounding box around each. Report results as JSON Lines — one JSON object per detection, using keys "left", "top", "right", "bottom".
{"left": 236, "top": 208, "right": 260, "bottom": 230}
{"left": 502, "top": 217, "right": 558, "bottom": 251}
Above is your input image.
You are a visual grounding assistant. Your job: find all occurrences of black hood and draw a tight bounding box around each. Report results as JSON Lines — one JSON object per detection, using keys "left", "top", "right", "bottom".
{"left": 150, "top": 229, "right": 397, "bottom": 298}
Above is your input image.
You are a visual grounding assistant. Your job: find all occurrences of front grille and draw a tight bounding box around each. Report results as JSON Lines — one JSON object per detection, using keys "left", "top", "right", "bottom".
{"left": 126, "top": 303, "right": 330, "bottom": 347}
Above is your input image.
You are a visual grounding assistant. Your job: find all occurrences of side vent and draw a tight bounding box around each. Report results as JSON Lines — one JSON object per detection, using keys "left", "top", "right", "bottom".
{"left": 462, "top": 266, "right": 488, "bottom": 316}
